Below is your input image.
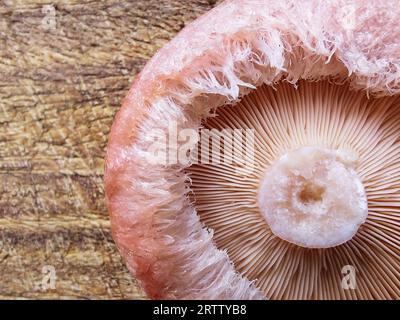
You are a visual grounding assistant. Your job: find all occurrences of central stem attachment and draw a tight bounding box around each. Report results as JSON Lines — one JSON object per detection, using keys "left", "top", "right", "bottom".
{"left": 258, "top": 147, "right": 368, "bottom": 248}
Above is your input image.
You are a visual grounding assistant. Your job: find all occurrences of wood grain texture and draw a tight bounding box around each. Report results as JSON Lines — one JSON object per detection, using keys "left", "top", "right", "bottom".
{"left": 0, "top": 0, "right": 219, "bottom": 299}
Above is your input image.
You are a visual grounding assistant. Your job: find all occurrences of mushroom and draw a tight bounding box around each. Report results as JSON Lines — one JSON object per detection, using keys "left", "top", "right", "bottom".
{"left": 105, "top": 0, "right": 400, "bottom": 299}
{"left": 188, "top": 80, "right": 400, "bottom": 299}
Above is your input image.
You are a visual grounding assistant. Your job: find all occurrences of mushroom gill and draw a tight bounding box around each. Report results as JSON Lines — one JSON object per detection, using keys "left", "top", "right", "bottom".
{"left": 188, "top": 80, "right": 400, "bottom": 299}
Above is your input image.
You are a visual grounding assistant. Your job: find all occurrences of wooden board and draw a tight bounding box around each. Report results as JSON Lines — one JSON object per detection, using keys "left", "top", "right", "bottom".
{"left": 0, "top": 0, "right": 219, "bottom": 299}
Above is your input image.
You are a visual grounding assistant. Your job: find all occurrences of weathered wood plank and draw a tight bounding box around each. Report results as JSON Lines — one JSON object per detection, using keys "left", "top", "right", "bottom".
{"left": 0, "top": 0, "right": 218, "bottom": 299}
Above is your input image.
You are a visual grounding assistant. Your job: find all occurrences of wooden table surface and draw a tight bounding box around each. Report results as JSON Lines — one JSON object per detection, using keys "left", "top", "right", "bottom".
{"left": 0, "top": 0, "right": 219, "bottom": 299}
